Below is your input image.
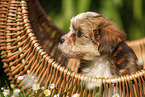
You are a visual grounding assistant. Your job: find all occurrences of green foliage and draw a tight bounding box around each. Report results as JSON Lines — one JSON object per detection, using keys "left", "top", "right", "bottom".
{"left": 39, "top": 0, "right": 145, "bottom": 40}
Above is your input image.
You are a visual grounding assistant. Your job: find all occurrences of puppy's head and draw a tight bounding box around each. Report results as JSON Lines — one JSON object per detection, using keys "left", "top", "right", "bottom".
{"left": 58, "top": 12, "right": 126, "bottom": 60}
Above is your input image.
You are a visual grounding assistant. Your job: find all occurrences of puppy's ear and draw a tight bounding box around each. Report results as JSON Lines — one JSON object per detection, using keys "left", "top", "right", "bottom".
{"left": 92, "top": 23, "right": 126, "bottom": 55}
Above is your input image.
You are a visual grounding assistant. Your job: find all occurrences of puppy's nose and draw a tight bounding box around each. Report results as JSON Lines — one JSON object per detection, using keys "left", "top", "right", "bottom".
{"left": 59, "top": 38, "right": 65, "bottom": 44}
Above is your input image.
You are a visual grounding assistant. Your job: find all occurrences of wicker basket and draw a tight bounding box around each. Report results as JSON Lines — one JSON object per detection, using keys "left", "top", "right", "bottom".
{"left": 0, "top": 0, "right": 145, "bottom": 97}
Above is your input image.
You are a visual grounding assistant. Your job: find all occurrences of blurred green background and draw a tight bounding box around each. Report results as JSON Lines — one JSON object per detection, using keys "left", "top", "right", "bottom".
{"left": 38, "top": 0, "right": 145, "bottom": 40}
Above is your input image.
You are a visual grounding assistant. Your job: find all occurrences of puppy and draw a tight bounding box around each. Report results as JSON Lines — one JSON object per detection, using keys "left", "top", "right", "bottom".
{"left": 58, "top": 12, "right": 141, "bottom": 78}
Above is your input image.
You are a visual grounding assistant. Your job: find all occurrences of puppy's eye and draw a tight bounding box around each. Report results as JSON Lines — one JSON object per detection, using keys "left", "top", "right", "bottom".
{"left": 76, "top": 30, "right": 83, "bottom": 37}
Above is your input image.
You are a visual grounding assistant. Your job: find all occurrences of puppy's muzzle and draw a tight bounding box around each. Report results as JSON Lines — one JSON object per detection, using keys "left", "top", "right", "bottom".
{"left": 59, "top": 38, "right": 65, "bottom": 44}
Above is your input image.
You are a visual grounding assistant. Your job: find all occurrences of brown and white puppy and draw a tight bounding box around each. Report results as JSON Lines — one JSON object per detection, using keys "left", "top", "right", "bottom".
{"left": 58, "top": 12, "right": 141, "bottom": 78}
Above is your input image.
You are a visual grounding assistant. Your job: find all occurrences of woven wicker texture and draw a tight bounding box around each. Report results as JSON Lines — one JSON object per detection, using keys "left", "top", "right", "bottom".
{"left": 0, "top": 0, "right": 145, "bottom": 97}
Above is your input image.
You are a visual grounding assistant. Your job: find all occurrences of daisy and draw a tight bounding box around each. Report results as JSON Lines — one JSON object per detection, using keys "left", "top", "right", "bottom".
{"left": 10, "top": 84, "right": 15, "bottom": 89}
{"left": 32, "top": 83, "right": 40, "bottom": 91}
{"left": 54, "top": 94, "right": 59, "bottom": 97}
{"left": 44, "top": 89, "right": 51, "bottom": 96}
{"left": 17, "top": 76, "right": 24, "bottom": 81}
{"left": 1, "top": 87, "right": 4, "bottom": 90}
{"left": 86, "top": 79, "right": 102, "bottom": 89}
{"left": 3, "top": 89, "right": 9, "bottom": 97}
{"left": 50, "top": 83, "right": 55, "bottom": 89}
{"left": 112, "top": 93, "right": 120, "bottom": 97}
{"left": 13, "top": 89, "right": 21, "bottom": 96}
{"left": 72, "top": 93, "right": 80, "bottom": 97}
{"left": 96, "top": 79, "right": 102, "bottom": 87}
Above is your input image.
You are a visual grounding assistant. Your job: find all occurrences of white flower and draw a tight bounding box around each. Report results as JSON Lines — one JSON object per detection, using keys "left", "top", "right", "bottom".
{"left": 44, "top": 89, "right": 51, "bottom": 96}
{"left": 35, "top": 91, "right": 38, "bottom": 93}
{"left": 32, "top": 83, "right": 40, "bottom": 91}
{"left": 13, "top": 89, "right": 21, "bottom": 95}
{"left": 50, "top": 83, "right": 55, "bottom": 89}
{"left": 41, "top": 86, "right": 45, "bottom": 90}
{"left": 11, "top": 95, "right": 15, "bottom": 97}
{"left": 1, "top": 87, "right": 4, "bottom": 90}
{"left": 3, "top": 89, "right": 9, "bottom": 97}
{"left": 112, "top": 93, "right": 120, "bottom": 97}
{"left": 95, "top": 79, "right": 102, "bottom": 87}
{"left": 17, "top": 76, "right": 24, "bottom": 81}
{"left": 10, "top": 84, "right": 15, "bottom": 89}
{"left": 54, "top": 94, "right": 59, "bottom": 97}
{"left": 86, "top": 82, "right": 96, "bottom": 89}
{"left": 27, "top": 70, "right": 30, "bottom": 74}
{"left": 72, "top": 93, "right": 80, "bottom": 97}
{"left": 86, "top": 79, "right": 102, "bottom": 89}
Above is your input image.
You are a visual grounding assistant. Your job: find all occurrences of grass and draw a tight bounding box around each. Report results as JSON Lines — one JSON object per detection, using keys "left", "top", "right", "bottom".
{"left": 39, "top": 0, "right": 145, "bottom": 40}
{"left": 0, "top": 77, "right": 103, "bottom": 97}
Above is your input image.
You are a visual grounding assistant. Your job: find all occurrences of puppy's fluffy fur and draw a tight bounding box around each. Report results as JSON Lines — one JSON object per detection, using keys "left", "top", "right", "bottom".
{"left": 58, "top": 12, "right": 141, "bottom": 78}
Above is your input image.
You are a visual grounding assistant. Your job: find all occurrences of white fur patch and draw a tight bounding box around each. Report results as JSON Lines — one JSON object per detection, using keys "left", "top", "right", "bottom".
{"left": 136, "top": 59, "right": 143, "bottom": 66}
{"left": 81, "top": 56, "right": 117, "bottom": 78}
{"left": 71, "top": 12, "right": 100, "bottom": 24}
